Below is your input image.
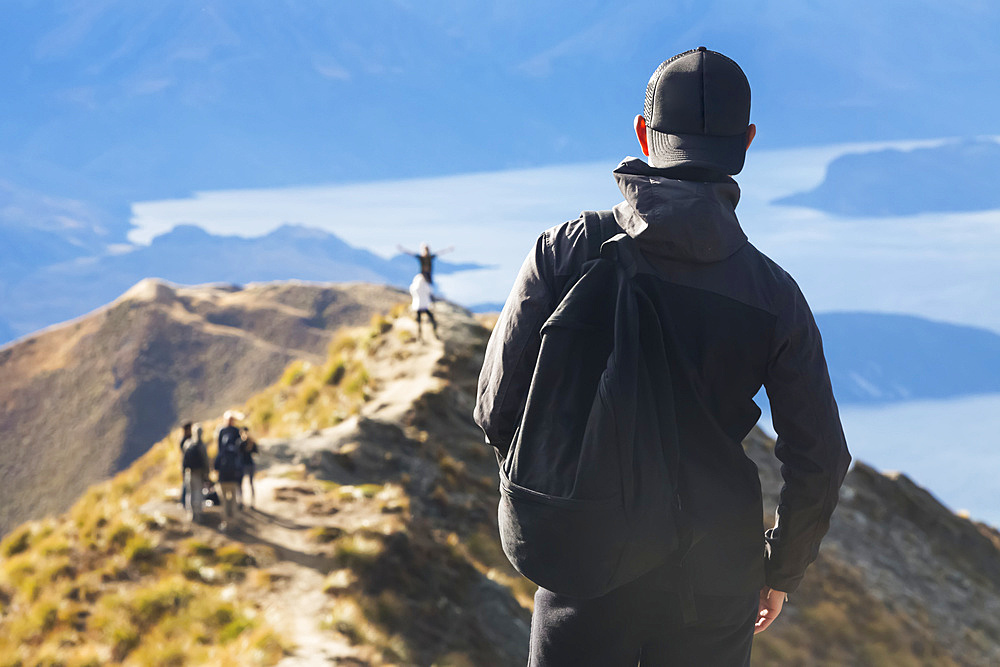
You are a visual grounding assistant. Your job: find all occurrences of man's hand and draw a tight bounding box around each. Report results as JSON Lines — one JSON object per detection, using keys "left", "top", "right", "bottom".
{"left": 754, "top": 587, "right": 787, "bottom": 634}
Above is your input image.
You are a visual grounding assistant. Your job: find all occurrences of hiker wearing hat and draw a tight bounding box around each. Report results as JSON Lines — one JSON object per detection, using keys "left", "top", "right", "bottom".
{"left": 475, "top": 48, "right": 850, "bottom": 665}
{"left": 214, "top": 410, "right": 245, "bottom": 530}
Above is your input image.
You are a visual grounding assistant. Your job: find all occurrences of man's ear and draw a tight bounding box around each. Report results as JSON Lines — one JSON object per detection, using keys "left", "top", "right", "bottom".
{"left": 634, "top": 115, "right": 650, "bottom": 157}
{"left": 746, "top": 123, "right": 757, "bottom": 151}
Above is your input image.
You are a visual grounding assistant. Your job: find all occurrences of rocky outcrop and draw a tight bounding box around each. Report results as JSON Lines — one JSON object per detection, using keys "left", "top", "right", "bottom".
{"left": 746, "top": 430, "right": 1000, "bottom": 665}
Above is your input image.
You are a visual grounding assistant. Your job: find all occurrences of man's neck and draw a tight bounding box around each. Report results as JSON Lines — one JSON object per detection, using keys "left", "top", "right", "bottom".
{"left": 650, "top": 164, "right": 731, "bottom": 183}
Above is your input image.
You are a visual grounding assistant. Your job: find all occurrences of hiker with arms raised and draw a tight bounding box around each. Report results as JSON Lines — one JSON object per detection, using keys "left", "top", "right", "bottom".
{"left": 475, "top": 47, "right": 851, "bottom": 666}
{"left": 398, "top": 242, "right": 453, "bottom": 284}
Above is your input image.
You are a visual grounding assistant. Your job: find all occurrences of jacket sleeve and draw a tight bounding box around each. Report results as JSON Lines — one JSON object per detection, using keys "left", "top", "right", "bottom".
{"left": 762, "top": 283, "right": 852, "bottom": 593}
{"left": 474, "top": 233, "right": 556, "bottom": 456}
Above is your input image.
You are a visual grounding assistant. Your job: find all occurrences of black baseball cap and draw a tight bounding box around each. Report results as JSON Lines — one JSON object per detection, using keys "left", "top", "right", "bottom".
{"left": 644, "top": 47, "right": 751, "bottom": 175}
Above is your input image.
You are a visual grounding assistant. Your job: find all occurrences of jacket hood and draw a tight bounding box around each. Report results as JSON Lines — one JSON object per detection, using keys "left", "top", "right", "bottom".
{"left": 612, "top": 157, "right": 747, "bottom": 263}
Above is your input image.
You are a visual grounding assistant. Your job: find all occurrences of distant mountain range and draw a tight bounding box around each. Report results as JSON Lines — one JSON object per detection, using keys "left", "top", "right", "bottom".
{"left": 0, "top": 223, "right": 483, "bottom": 345}
{"left": 774, "top": 138, "right": 1000, "bottom": 216}
{"left": 816, "top": 312, "right": 1000, "bottom": 404}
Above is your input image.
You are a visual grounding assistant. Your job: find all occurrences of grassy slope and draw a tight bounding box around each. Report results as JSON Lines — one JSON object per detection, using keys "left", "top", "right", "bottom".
{"left": 0, "top": 304, "right": 530, "bottom": 666}
{"left": 0, "top": 430, "right": 285, "bottom": 665}
{"left": 0, "top": 309, "right": 399, "bottom": 665}
{"left": 4, "top": 299, "right": 1000, "bottom": 666}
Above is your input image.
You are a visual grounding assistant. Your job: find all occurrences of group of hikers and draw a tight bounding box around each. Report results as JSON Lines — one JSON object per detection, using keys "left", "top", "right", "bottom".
{"left": 178, "top": 410, "right": 258, "bottom": 530}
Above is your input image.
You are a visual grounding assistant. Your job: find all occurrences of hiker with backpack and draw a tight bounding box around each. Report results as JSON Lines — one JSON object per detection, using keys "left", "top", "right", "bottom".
{"left": 239, "top": 426, "right": 259, "bottom": 508}
{"left": 181, "top": 423, "right": 210, "bottom": 522}
{"left": 475, "top": 47, "right": 851, "bottom": 666}
{"left": 214, "top": 410, "right": 245, "bottom": 530}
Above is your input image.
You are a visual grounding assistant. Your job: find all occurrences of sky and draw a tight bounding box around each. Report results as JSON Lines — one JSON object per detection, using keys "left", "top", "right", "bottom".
{"left": 4, "top": 0, "right": 1000, "bottom": 207}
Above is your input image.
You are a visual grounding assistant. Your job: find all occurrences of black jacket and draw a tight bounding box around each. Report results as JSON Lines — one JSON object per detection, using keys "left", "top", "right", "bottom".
{"left": 475, "top": 157, "right": 851, "bottom": 594}
{"left": 215, "top": 425, "right": 244, "bottom": 483}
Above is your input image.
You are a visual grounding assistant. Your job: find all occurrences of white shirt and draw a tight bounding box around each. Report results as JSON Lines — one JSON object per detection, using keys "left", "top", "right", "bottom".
{"left": 410, "top": 274, "right": 433, "bottom": 311}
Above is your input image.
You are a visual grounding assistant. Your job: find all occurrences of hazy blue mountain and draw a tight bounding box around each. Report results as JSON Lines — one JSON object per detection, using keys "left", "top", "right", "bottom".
{"left": 0, "top": 178, "right": 123, "bottom": 278}
{"left": 0, "top": 224, "right": 485, "bottom": 344}
{"left": 817, "top": 312, "right": 1000, "bottom": 404}
{"left": 0, "top": 224, "right": 88, "bottom": 275}
{"left": 775, "top": 139, "right": 1000, "bottom": 216}
{"left": 468, "top": 302, "right": 507, "bottom": 314}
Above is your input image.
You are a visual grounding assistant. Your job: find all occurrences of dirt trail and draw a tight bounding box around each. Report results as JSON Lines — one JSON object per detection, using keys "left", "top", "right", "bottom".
{"left": 247, "top": 476, "right": 364, "bottom": 666}
{"left": 225, "top": 313, "right": 446, "bottom": 665}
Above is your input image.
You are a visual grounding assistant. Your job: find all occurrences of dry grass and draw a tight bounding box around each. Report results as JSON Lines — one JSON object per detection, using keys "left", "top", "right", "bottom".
{"left": 0, "top": 435, "right": 285, "bottom": 666}
{"left": 242, "top": 313, "right": 399, "bottom": 438}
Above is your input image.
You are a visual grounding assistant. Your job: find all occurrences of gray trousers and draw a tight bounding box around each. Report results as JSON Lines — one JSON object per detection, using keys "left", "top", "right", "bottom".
{"left": 184, "top": 468, "right": 205, "bottom": 520}
{"left": 219, "top": 481, "right": 240, "bottom": 521}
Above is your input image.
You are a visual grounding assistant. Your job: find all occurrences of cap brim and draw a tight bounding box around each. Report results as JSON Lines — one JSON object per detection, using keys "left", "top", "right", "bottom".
{"left": 648, "top": 128, "right": 747, "bottom": 175}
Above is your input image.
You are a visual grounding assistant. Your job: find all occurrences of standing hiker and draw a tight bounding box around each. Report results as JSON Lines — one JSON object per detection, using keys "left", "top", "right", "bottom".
{"left": 181, "top": 423, "right": 210, "bottom": 522}
{"left": 409, "top": 272, "right": 437, "bottom": 341}
{"left": 214, "top": 410, "right": 245, "bottom": 530}
{"left": 178, "top": 421, "right": 193, "bottom": 507}
{"left": 240, "top": 426, "right": 259, "bottom": 509}
{"left": 475, "top": 47, "right": 851, "bottom": 666}
{"left": 398, "top": 242, "right": 453, "bottom": 284}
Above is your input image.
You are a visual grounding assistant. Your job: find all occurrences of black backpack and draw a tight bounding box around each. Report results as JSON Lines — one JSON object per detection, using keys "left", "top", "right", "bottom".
{"left": 182, "top": 438, "right": 204, "bottom": 470}
{"left": 497, "top": 211, "right": 685, "bottom": 599}
{"left": 215, "top": 427, "right": 244, "bottom": 481}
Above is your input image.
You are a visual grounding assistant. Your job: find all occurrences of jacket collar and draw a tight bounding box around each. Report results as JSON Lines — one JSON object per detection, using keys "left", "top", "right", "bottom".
{"left": 612, "top": 157, "right": 747, "bottom": 263}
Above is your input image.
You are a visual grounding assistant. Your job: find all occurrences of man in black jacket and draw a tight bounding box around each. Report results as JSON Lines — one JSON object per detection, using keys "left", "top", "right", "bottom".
{"left": 475, "top": 47, "right": 850, "bottom": 666}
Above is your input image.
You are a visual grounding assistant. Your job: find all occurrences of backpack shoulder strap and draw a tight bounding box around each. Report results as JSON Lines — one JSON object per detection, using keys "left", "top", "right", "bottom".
{"left": 600, "top": 232, "right": 641, "bottom": 278}
{"left": 581, "top": 210, "right": 620, "bottom": 260}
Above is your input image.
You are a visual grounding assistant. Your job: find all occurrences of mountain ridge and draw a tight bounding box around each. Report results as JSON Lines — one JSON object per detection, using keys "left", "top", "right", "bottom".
{"left": 2, "top": 291, "right": 999, "bottom": 664}
{"left": 0, "top": 223, "right": 484, "bottom": 345}
{"left": 0, "top": 279, "right": 408, "bottom": 537}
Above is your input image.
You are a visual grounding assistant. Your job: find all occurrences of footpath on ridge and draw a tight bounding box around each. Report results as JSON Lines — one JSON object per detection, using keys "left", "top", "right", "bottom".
{"left": 149, "top": 302, "right": 531, "bottom": 666}
{"left": 250, "top": 310, "right": 447, "bottom": 666}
